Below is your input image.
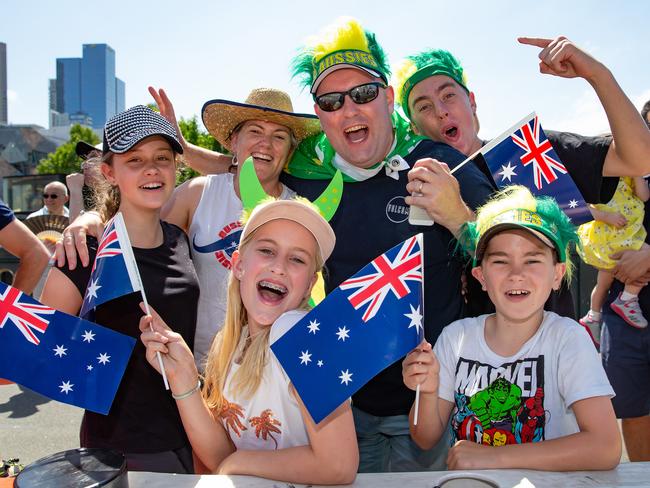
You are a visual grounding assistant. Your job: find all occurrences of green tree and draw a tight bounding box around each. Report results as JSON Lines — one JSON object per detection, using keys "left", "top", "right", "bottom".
{"left": 36, "top": 124, "right": 100, "bottom": 175}
{"left": 176, "top": 115, "right": 229, "bottom": 184}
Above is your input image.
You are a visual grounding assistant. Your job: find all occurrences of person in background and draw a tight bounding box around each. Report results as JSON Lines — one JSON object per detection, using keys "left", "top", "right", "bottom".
{"left": 27, "top": 181, "right": 70, "bottom": 218}
{"left": 578, "top": 176, "right": 650, "bottom": 343}
{"left": 67, "top": 141, "right": 103, "bottom": 221}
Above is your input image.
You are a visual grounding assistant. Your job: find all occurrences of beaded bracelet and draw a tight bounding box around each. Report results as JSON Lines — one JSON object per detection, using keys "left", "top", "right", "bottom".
{"left": 171, "top": 379, "right": 201, "bottom": 400}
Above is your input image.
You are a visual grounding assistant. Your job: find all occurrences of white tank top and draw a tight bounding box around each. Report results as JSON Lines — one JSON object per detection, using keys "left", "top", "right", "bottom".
{"left": 189, "top": 174, "right": 295, "bottom": 370}
{"left": 219, "top": 310, "right": 309, "bottom": 450}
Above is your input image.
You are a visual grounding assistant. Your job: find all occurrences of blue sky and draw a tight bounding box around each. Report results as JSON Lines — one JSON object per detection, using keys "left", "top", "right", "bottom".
{"left": 5, "top": 0, "right": 650, "bottom": 139}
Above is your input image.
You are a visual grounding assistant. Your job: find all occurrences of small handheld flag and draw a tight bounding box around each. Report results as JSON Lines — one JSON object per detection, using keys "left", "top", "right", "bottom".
{"left": 80, "top": 212, "right": 168, "bottom": 388}
{"left": 465, "top": 112, "right": 591, "bottom": 224}
{"left": 271, "top": 235, "right": 425, "bottom": 424}
{"left": 0, "top": 282, "right": 135, "bottom": 414}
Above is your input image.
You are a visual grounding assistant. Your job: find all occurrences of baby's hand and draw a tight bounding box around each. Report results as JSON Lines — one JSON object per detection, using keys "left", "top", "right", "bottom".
{"left": 402, "top": 340, "right": 439, "bottom": 394}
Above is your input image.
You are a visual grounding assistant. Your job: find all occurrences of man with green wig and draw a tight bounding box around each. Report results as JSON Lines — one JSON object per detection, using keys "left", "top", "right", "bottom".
{"left": 281, "top": 17, "right": 494, "bottom": 472}
{"left": 393, "top": 36, "right": 650, "bottom": 462}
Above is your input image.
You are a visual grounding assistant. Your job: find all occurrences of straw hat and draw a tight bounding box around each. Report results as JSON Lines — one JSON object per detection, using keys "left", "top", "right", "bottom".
{"left": 201, "top": 88, "right": 321, "bottom": 150}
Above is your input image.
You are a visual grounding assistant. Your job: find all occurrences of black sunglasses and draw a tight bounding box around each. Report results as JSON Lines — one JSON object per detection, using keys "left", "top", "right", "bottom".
{"left": 42, "top": 194, "right": 59, "bottom": 199}
{"left": 315, "top": 82, "right": 386, "bottom": 112}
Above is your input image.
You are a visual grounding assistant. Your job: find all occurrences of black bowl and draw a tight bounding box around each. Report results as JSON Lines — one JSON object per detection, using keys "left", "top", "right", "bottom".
{"left": 15, "top": 448, "right": 127, "bottom": 488}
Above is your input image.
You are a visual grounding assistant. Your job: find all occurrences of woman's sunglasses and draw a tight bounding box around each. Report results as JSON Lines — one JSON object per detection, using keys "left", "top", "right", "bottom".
{"left": 315, "top": 82, "right": 386, "bottom": 112}
{"left": 42, "top": 194, "right": 59, "bottom": 199}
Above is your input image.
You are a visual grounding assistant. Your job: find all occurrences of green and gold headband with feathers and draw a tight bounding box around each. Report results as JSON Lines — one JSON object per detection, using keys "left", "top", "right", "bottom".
{"left": 291, "top": 17, "right": 391, "bottom": 94}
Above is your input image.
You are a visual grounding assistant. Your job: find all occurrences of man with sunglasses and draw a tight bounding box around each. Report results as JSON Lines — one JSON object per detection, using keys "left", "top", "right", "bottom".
{"left": 28, "top": 181, "right": 70, "bottom": 218}
{"left": 281, "top": 18, "right": 494, "bottom": 473}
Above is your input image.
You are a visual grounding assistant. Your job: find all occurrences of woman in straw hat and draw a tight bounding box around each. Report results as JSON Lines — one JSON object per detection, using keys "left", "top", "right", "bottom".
{"left": 154, "top": 87, "right": 322, "bottom": 371}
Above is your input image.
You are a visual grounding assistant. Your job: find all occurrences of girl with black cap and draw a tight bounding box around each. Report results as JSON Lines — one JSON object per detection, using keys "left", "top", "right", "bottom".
{"left": 40, "top": 105, "right": 199, "bottom": 474}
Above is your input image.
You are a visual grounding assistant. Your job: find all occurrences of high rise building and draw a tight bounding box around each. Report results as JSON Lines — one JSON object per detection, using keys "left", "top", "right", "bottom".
{"left": 52, "top": 43, "right": 125, "bottom": 129}
{"left": 0, "top": 42, "right": 7, "bottom": 125}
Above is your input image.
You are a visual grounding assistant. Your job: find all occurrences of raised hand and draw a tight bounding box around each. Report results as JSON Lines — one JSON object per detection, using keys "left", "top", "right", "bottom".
{"left": 518, "top": 36, "right": 605, "bottom": 81}
{"left": 148, "top": 86, "right": 185, "bottom": 144}
{"left": 139, "top": 302, "right": 198, "bottom": 392}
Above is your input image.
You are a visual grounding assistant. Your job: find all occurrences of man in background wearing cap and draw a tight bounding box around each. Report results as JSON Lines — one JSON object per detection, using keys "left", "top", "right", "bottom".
{"left": 281, "top": 18, "right": 494, "bottom": 472}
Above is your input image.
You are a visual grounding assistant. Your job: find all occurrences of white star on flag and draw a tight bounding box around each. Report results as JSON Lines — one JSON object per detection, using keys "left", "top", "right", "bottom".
{"left": 339, "top": 369, "right": 353, "bottom": 385}
{"left": 307, "top": 319, "right": 320, "bottom": 334}
{"left": 85, "top": 278, "right": 101, "bottom": 301}
{"left": 97, "top": 353, "right": 111, "bottom": 365}
{"left": 87, "top": 365, "right": 93, "bottom": 371}
{"left": 336, "top": 326, "right": 350, "bottom": 341}
{"left": 404, "top": 304, "right": 423, "bottom": 333}
{"left": 317, "top": 360, "right": 324, "bottom": 367}
{"left": 498, "top": 162, "right": 517, "bottom": 182}
{"left": 59, "top": 380, "right": 74, "bottom": 394}
{"left": 299, "top": 350, "right": 312, "bottom": 365}
{"left": 568, "top": 199, "right": 578, "bottom": 209}
{"left": 53, "top": 345, "right": 67, "bottom": 357}
{"left": 82, "top": 330, "right": 96, "bottom": 343}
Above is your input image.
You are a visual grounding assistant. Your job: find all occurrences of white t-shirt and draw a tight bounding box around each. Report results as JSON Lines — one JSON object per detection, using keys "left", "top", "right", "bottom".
{"left": 189, "top": 174, "right": 294, "bottom": 370}
{"left": 27, "top": 206, "right": 69, "bottom": 218}
{"left": 434, "top": 312, "right": 614, "bottom": 446}
{"left": 220, "top": 310, "right": 309, "bottom": 451}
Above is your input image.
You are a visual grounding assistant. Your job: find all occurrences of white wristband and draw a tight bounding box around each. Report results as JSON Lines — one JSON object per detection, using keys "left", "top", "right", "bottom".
{"left": 171, "top": 379, "right": 201, "bottom": 400}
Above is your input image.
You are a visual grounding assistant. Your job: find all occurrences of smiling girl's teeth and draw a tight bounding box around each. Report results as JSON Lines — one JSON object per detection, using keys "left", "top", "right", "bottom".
{"left": 141, "top": 183, "right": 162, "bottom": 189}
{"left": 258, "top": 280, "right": 287, "bottom": 295}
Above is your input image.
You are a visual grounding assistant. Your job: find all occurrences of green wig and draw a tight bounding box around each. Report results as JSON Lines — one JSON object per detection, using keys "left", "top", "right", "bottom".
{"left": 458, "top": 186, "right": 580, "bottom": 282}
{"left": 291, "top": 17, "right": 391, "bottom": 94}
{"left": 393, "top": 49, "right": 468, "bottom": 119}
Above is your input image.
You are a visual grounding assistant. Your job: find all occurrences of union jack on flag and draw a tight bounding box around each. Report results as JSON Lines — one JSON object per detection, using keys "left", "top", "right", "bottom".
{"left": 91, "top": 223, "right": 123, "bottom": 272}
{"left": 271, "top": 234, "right": 424, "bottom": 423}
{"left": 0, "top": 285, "right": 55, "bottom": 345}
{"left": 80, "top": 212, "right": 144, "bottom": 318}
{"left": 511, "top": 115, "right": 567, "bottom": 190}
{"left": 340, "top": 236, "right": 422, "bottom": 322}
{"left": 471, "top": 112, "right": 591, "bottom": 224}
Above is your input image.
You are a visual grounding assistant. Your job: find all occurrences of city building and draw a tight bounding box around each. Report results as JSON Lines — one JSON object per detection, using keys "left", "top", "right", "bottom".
{"left": 0, "top": 42, "right": 7, "bottom": 125}
{"left": 52, "top": 43, "right": 125, "bottom": 129}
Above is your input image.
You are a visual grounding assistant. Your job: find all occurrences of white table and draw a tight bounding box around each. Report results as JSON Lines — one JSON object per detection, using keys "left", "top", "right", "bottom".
{"left": 128, "top": 462, "right": 650, "bottom": 487}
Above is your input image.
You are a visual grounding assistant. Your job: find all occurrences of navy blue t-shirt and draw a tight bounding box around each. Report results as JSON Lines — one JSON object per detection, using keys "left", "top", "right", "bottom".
{"left": 0, "top": 200, "right": 15, "bottom": 231}
{"left": 283, "top": 139, "right": 494, "bottom": 416}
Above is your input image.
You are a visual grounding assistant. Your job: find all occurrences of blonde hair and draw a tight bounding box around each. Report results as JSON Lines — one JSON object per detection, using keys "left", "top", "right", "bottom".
{"left": 202, "top": 221, "right": 323, "bottom": 413}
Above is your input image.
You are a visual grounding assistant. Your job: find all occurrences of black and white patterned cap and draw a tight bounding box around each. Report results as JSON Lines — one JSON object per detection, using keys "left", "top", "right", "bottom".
{"left": 102, "top": 105, "right": 183, "bottom": 155}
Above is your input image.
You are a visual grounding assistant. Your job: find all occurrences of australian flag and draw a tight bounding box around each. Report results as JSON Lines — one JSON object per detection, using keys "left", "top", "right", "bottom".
{"left": 271, "top": 235, "right": 424, "bottom": 423}
{"left": 80, "top": 212, "right": 143, "bottom": 318}
{"left": 474, "top": 112, "right": 590, "bottom": 224}
{"left": 0, "top": 282, "right": 135, "bottom": 414}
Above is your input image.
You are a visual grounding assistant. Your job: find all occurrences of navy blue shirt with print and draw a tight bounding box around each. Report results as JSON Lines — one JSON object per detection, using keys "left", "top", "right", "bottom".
{"left": 283, "top": 139, "right": 494, "bottom": 416}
